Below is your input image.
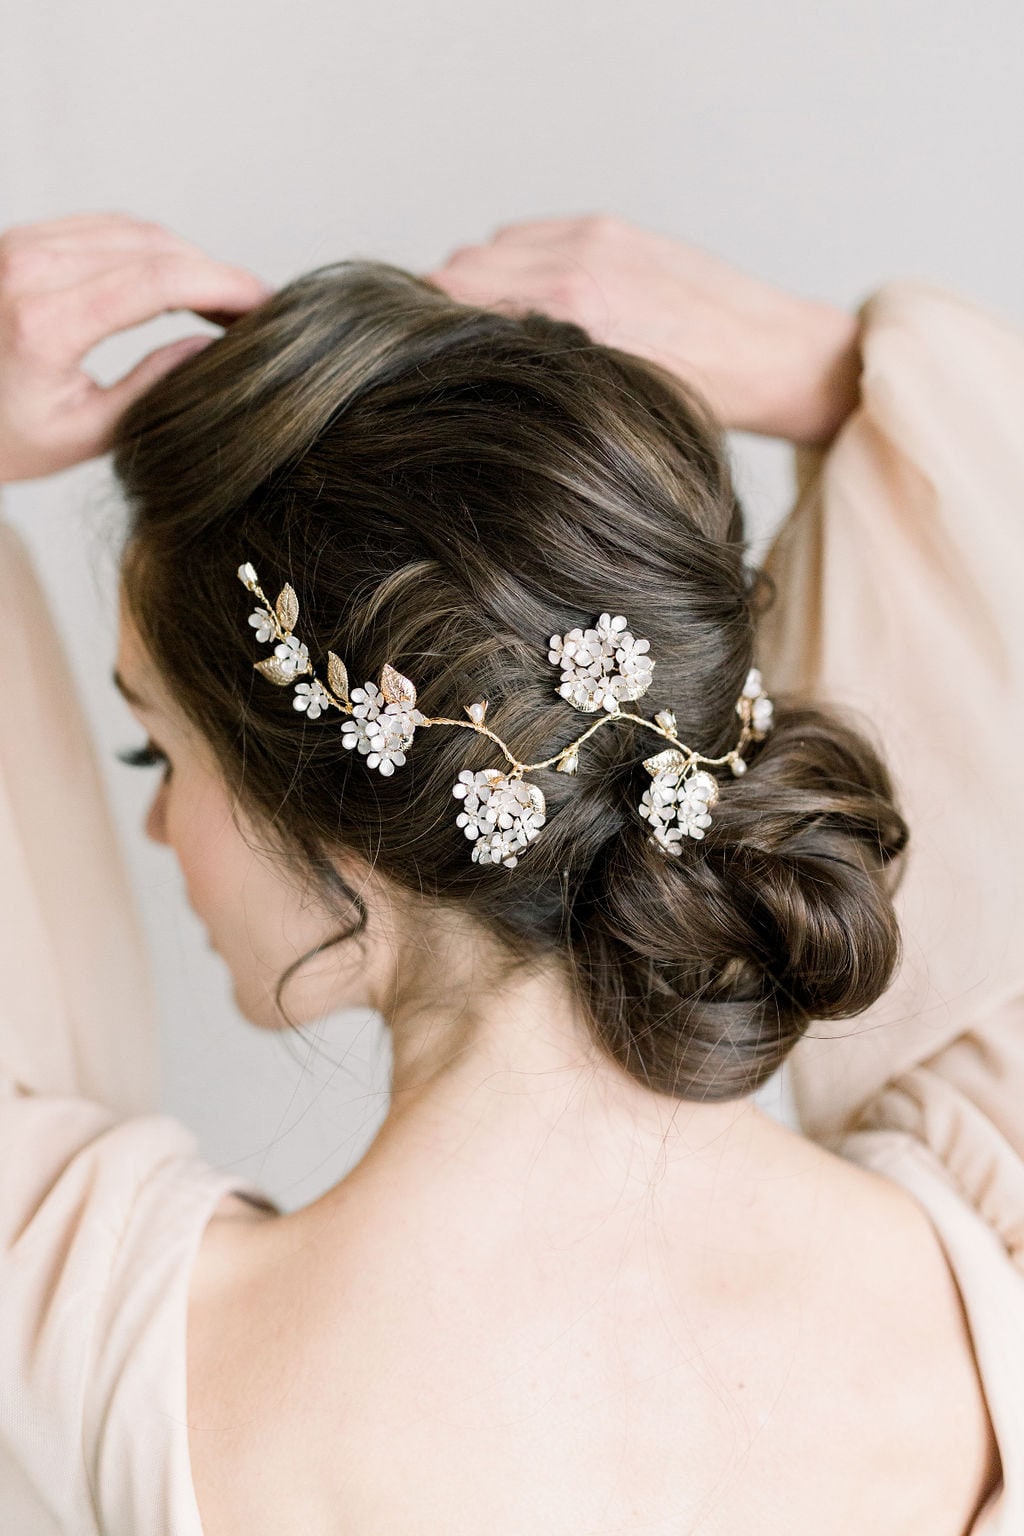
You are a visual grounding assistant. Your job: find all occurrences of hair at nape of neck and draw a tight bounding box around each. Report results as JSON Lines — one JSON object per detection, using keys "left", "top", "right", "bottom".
{"left": 237, "top": 562, "right": 774, "bottom": 870}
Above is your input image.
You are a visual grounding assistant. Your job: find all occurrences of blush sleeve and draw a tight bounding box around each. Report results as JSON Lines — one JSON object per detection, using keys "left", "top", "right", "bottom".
{"left": 757, "top": 278, "right": 1024, "bottom": 1267}
{"left": 0, "top": 508, "right": 276, "bottom": 1534}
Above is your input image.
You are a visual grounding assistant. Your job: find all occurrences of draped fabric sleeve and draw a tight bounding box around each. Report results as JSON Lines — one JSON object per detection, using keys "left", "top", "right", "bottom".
{"left": 757, "top": 278, "right": 1024, "bottom": 1262}
{"left": 0, "top": 506, "right": 276, "bottom": 1534}
{"left": 756, "top": 280, "right": 1024, "bottom": 1530}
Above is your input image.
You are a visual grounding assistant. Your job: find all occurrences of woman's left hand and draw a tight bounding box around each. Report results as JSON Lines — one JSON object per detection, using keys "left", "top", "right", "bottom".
{"left": 424, "top": 214, "right": 862, "bottom": 446}
{"left": 0, "top": 211, "right": 271, "bottom": 484}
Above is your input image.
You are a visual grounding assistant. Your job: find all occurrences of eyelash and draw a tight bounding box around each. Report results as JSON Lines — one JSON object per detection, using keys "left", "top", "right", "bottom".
{"left": 117, "top": 740, "right": 172, "bottom": 779}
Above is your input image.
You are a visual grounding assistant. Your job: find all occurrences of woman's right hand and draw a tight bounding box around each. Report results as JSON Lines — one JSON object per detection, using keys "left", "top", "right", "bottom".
{"left": 0, "top": 212, "right": 271, "bottom": 484}
{"left": 425, "top": 215, "right": 864, "bottom": 447}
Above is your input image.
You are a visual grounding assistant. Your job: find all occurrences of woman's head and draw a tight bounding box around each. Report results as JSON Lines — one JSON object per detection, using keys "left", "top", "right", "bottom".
{"left": 111, "top": 259, "right": 908, "bottom": 1100}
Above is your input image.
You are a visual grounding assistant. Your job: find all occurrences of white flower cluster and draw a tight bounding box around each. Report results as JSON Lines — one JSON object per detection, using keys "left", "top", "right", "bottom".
{"left": 548, "top": 612, "right": 654, "bottom": 712}
{"left": 638, "top": 765, "right": 719, "bottom": 855}
{"left": 340, "top": 682, "right": 427, "bottom": 777}
{"left": 452, "top": 769, "right": 547, "bottom": 868}
{"left": 738, "top": 667, "right": 774, "bottom": 738}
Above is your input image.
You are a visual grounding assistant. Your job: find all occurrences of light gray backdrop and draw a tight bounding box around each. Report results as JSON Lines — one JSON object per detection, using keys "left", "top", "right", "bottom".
{"left": 2, "top": 0, "right": 1021, "bottom": 1210}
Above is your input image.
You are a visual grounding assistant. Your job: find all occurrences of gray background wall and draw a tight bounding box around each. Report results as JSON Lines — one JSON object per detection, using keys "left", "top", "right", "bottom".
{"left": 2, "top": 0, "right": 1021, "bottom": 1210}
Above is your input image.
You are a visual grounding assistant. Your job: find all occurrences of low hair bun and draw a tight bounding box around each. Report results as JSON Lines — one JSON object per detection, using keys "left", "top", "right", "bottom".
{"left": 568, "top": 702, "right": 909, "bottom": 1100}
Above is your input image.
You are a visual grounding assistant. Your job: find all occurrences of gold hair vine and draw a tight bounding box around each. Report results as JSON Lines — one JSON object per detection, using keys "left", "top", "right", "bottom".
{"left": 236, "top": 562, "right": 774, "bottom": 869}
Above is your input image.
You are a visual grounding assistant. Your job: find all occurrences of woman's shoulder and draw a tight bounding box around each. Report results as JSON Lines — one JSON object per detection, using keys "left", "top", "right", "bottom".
{"left": 183, "top": 1130, "right": 1002, "bottom": 1536}
{"left": 836, "top": 1129, "right": 1012, "bottom": 1527}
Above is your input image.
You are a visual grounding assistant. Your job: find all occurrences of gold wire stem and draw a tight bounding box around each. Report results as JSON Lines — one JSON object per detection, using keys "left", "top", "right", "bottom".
{"left": 390, "top": 706, "right": 750, "bottom": 779}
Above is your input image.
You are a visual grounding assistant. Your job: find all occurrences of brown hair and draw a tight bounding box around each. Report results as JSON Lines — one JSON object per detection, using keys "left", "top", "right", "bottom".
{"left": 111, "top": 260, "right": 908, "bottom": 1100}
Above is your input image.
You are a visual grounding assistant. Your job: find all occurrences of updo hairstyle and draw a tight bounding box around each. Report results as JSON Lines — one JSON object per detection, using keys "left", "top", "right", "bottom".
{"left": 111, "top": 261, "right": 908, "bottom": 1100}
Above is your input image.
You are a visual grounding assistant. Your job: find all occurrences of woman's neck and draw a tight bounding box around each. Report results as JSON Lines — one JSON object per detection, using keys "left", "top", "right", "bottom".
{"left": 331, "top": 945, "right": 819, "bottom": 1256}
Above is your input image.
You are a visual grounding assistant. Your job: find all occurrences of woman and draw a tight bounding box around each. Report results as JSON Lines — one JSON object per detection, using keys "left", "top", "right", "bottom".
{"left": 0, "top": 212, "right": 1018, "bottom": 1534}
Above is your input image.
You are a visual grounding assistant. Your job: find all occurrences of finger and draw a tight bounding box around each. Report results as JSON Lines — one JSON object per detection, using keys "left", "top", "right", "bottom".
{"left": 41, "top": 233, "right": 266, "bottom": 309}
{"left": 0, "top": 217, "right": 201, "bottom": 303}
{"left": 425, "top": 248, "right": 570, "bottom": 310}
{"left": 0, "top": 237, "right": 195, "bottom": 296}
{"left": 39, "top": 222, "right": 201, "bottom": 260}
{"left": 429, "top": 235, "right": 533, "bottom": 272}
{"left": 29, "top": 227, "right": 192, "bottom": 261}
{"left": 424, "top": 264, "right": 538, "bottom": 311}
{"left": 2, "top": 211, "right": 176, "bottom": 253}
{"left": 76, "top": 334, "right": 217, "bottom": 445}
{"left": 56, "top": 253, "right": 271, "bottom": 359}
{"left": 8, "top": 334, "right": 216, "bottom": 478}
{"left": 490, "top": 217, "right": 586, "bottom": 246}
{"left": 428, "top": 244, "right": 546, "bottom": 286}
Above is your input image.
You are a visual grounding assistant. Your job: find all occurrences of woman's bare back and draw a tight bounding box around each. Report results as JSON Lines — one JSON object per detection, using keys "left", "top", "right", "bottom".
{"left": 186, "top": 1133, "right": 1000, "bottom": 1536}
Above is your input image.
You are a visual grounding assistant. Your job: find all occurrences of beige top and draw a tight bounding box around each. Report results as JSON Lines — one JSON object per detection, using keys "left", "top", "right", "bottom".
{"left": 1, "top": 277, "right": 1022, "bottom": 1533}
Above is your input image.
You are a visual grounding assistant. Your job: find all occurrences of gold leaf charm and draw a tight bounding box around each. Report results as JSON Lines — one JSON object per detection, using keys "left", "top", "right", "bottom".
{"left": 326, "top": 652, "right": 350, "bottom": 704}
{"left": 254, "top": 656, "right": 298, "bottom": 687}
{"left": 275, "top": 583, "right": 299, "bottom": 633}
{"left": 380, "top": 662, "right": 417, "bottom": 708}
{"left": 642, "top": 747, "right": 690, "bottom": 777}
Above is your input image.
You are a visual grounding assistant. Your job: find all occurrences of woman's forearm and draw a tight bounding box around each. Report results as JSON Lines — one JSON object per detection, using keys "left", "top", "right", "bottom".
{"left": 751, "top": 303, "right": 864, "bottom": 448}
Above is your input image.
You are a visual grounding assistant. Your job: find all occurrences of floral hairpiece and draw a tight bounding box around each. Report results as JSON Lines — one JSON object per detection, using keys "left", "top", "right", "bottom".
{"left": 236, "top": 562, "right": 774, "bottom": 869}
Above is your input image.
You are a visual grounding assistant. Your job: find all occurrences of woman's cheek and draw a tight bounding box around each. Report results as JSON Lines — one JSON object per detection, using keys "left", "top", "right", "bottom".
{"left": 166, "top": 772, "right": 235, "bottom": 920}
